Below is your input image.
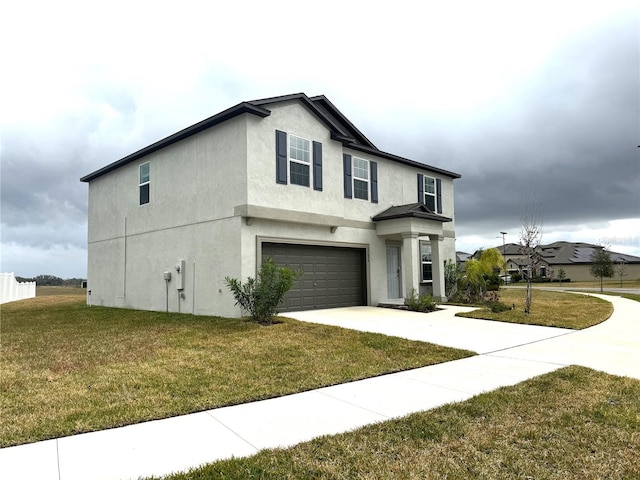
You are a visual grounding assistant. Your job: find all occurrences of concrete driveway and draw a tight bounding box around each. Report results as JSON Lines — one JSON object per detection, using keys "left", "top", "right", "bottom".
{"left": 285, "top": 304, "right": 574, "bottom": 355}
{"left": 287, "top": 293, "right": 640, "bottom": 380}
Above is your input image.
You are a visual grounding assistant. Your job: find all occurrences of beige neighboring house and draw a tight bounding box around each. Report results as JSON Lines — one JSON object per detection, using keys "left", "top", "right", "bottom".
{"left": 81, "top": 93, "right": 461, "bottom": 317}
{"left": 495, "top": 241, "right": 640, "bottom": 282}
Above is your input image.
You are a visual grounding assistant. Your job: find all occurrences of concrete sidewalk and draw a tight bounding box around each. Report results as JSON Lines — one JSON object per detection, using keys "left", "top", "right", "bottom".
{"left": 1, "top": 294, "right": 638, "bottom": 480}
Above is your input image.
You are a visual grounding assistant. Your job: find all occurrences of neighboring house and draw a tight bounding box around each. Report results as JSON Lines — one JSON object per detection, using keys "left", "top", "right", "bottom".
{"left": 81, "top": 93, "right": 461, "bottom": 317}
{"left": 494, "top": 241, "right": 640, "bottom": 282}
{"left": 455, "top": 251, "right": 472, "bottom": 271}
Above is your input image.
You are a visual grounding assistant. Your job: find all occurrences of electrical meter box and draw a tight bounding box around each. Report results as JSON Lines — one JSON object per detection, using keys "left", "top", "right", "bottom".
{"left": 175, "top": 260, "right": 185, "bottom": 290}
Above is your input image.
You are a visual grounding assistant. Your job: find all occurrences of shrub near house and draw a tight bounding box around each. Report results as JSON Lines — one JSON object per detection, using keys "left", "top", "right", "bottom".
{"left": 225, "top": 258, "right": 300, "bottom": 325}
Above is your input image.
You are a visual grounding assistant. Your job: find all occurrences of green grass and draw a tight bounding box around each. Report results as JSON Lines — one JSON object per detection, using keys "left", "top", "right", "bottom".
{"left": 456, "top": 289, "right": 612, "bottom": 329}
{"left": 0, "top": 296, "right": 473, "bottom": 447}
{"left": 150, "top": 366, "right": 640, "bottom": 480}
{"left": 36, "top": 286, "right": 85, "bottom": 296}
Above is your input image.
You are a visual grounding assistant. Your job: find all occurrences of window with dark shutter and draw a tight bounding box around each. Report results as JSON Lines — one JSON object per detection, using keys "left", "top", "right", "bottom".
{"left": 289, "top": 135, "right": 310, "bottom": 186}
{"left": 418, "top": 174, "right": 442, "bottom": 213}
{"left": 343, "top": 154, "right": 352, "bottom": 198}
{"left": 313, "top": 141, "right": 322, "bottom": 191}
{"left": 276, "top": 130, "right": 287, "bottom": 184}
{"left": 353, "top": 157, "right": 369, "bottom": 200}
{"left": 370, "top": 161, "right": 378, "bottom": 203}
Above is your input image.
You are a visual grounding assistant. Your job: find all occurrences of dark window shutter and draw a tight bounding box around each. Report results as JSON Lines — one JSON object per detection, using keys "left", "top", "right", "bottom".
{"left": 276, "top": 130, "right": 287, "bottom": 184}
{"left": 417, "top": 173, "right": 424, "bottom": 204}
{"left": 343, "top": 154, "right": 352, "bottom": 198}
{"left": 370, "top": 161, "right": 378, "bottom": 203}
{"left": 313, "top": 141, "right": 322, "bottom": 191}
{"left": 436, "top": 178, "right": 442, "bottom": 214}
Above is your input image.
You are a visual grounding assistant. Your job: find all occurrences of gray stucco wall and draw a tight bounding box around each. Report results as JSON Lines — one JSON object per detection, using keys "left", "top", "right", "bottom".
{"left": 86, "top": 100, "right": 458, "bottom": 316}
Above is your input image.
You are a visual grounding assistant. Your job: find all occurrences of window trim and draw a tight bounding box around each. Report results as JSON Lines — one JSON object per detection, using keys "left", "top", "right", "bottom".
{"left": 288, "top": 134, "right": 311, "bottom": 187}
{"left": 420, "top": 241, "right": 433, "bottom": 283}
{"left": 423, "top": 175, "right": 436, "bottom": 212}
{"left": 139, "top": 162, "right": 150, "bottom": 206}
{"left": 352, "top": 156, "right": 369, "bottom": 200}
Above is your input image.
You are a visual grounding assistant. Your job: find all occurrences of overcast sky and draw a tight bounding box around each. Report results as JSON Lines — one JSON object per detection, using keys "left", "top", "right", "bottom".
{"left": 1, "top": 0, "right": 639, "bottom": 278}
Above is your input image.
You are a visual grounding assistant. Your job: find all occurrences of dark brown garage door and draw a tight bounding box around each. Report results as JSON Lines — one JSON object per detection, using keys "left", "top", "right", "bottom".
{"left": 262, "top": 242, "right": 366, "bottom": 312}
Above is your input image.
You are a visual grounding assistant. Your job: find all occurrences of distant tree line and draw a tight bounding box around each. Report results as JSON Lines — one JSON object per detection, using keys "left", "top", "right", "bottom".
{"left": 14, "top": 274, "right": 86, "bottom": 287}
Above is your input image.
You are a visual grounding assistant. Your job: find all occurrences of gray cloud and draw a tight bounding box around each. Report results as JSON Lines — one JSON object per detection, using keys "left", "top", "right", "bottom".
{"left": 1, "top": 5, "right": 638, "bottom": 277}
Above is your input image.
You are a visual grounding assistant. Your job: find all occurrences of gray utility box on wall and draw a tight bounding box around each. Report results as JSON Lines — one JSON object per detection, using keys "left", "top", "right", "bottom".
{"left": 175, "top": 260, "right": 185, "bottom": 290}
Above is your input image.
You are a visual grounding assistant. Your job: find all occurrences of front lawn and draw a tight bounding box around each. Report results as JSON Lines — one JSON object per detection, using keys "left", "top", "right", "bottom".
{"left": 456, "top": 289, "right": 612, "bottom": 329}
{"left": 0, "top": 296, "right": 473, "bottom": 447}
{"left": 152, "top": 366, "right": 640, "bottom": 480}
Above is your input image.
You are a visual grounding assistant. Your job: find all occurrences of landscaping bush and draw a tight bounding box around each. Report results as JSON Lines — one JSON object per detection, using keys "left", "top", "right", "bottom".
{"left": 444, "top": 259, "right": 460, "bottom": 298}
{"left": 490, "top": 301, "right": 512, "bottom": 313}
{"left": 511, "top": 272, "right": 522, "bottom": 283}
{"left": 484, "top": 291, "right": 511, "bottom": 313}
{"left": 225, "top": 257, "right": 300, "bottom": 325}
{"left": 405, "top": 289, "right": 437, "bottom": 312}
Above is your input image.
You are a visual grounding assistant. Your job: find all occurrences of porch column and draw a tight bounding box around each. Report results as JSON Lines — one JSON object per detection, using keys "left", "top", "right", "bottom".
{"left": 401, "top": 232, "right": 420, "bottom": 298}
{"left": 430, "top": 234, "right": 446, "bottom": 301}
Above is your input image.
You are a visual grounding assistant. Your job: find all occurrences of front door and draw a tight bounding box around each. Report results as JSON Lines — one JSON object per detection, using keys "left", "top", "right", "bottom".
{"left": 386, "top": 246, "right": 401, "bottom": 298}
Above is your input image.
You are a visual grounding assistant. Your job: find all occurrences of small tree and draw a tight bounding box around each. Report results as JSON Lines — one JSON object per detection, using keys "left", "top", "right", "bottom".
{"left": 225, "top": 257, "right": 300, "bottom": 325}
{"left": 519, "top": 197, "right": 543, "bottom": 314}
{"left": 615, "top": 260, "right": 628, "bottom": 287}
{"left": 590, "top": 245, "right": 613, "bottom": 292}
{"left": 444, "top": 259, "right": 460, "bottom": 298}
{"left": 557, "top": 268, "right": 566, "bottom": 283}
{"left": 460, "top": 248, "right": 505, "bottom": 302}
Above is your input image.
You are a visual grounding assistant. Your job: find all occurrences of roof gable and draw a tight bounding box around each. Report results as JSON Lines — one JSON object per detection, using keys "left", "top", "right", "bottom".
{"left": 81, "top": 93, "right": 462, "bottom": 183}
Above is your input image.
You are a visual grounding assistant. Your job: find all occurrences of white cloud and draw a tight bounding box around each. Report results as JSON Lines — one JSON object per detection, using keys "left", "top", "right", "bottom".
{"left": 0, "top": 242, "right": 87, "bottom": 279}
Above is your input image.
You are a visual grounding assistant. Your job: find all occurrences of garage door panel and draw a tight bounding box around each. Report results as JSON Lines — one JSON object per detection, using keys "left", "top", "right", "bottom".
{"left": 262, "top": 242, "right": 366, "bottom": 312}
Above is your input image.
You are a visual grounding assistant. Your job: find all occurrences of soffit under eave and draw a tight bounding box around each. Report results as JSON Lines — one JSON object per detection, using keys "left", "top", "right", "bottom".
{"left": 374, "top": 216, "right": 448, "bottom": 237}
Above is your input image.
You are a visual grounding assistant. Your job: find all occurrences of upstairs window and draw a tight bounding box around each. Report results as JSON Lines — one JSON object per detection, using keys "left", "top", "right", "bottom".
{"left": 417, "top": 174, "right": 442, "bottom": 214}
{"left": 289, "top": 135, "right": 310, "bottom": 186}
{"left": 423, "top": 176, "right": 436, "bottom": 211}
{"left": 421, "top": 242, "right": 432, "bottom": 282}
{"left": 343, "top": 154, "right": 378, "bottom": 203}
{"left": 139, "top": 162, "right": 150, "bottom": 205}
{"left": 353, "top": 157, "right": 369, "bottom": 200}
{"left": 276, "top": 131, "right": 322, "bottom": 190}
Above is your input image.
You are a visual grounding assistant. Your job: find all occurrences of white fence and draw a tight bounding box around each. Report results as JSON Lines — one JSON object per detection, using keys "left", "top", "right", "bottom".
{"left": 0, "top": 273, "right": 36, "bottom": 304}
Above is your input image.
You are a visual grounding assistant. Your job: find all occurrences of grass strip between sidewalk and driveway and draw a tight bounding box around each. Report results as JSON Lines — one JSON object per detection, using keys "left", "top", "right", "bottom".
{"left": 455, "top": 288, "right": 613, "bottom": 329}
{"left": 0, "top": 296, "right": 473, "bottom": 448}
{"left": 151, "top": 366, "right": 640, "bottom": 480}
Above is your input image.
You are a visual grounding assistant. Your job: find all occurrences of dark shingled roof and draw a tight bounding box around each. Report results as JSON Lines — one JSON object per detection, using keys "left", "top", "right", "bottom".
{"left": 372, "top": 203, "right": 452, "bottom": 223}
{"left": 494, "top": 240, "right": 640, "bottom": 265}
{"left": 81, "top": 93, "right": 461, "bottom": 183}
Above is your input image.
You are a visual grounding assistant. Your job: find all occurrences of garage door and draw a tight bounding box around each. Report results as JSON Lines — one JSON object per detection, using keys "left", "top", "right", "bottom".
{"left": 262, "top": 242, "right": 366, "bottom": 312}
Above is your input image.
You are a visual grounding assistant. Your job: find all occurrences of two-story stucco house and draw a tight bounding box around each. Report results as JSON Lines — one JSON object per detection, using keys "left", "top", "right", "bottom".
{"left": 81, "top": 93, "right": 461, "bottom": 317}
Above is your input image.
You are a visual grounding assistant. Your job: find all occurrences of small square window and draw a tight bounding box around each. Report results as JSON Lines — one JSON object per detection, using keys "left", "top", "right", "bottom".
{"left": 290, "top": 135, "right": 310, "bottom": 163}
{"left": 139, "top": 183, "right": 150, "bottom": 205}
{"left": 290, "top": 162, "right": 310, "bottom": 187}
{"left": 354, "top": 179, "right": 368, "bottom": 200}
